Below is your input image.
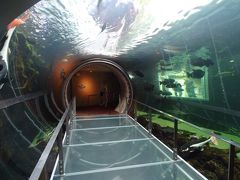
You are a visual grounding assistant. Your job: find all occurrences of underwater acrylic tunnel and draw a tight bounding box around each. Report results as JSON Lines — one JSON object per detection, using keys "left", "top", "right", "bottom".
{"left": 0, "top": 0, "right": 240, "bottom": 179}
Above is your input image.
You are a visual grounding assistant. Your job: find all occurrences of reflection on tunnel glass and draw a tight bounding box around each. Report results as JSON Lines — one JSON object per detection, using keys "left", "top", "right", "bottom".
{"left": 0, "top": 0, "right": 240, "bottom": 179}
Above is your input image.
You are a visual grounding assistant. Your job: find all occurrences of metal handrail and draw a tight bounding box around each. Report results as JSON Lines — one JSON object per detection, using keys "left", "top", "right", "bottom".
{"left": 134, "top": 99, "right": 240, "bottom": 148}
{"left": 29, "top": 97, "right": 76, "bottom": 180}
{"left": 134, "top": 99, "right": 239, "bottom": 180}
{"left": 0, "top": 91, "right": 45, "bottom": 109}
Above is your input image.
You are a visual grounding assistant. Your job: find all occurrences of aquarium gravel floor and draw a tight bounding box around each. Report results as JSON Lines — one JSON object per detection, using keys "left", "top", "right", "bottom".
{"left": 52, "top": 114, "right": 206, "bottom": 180}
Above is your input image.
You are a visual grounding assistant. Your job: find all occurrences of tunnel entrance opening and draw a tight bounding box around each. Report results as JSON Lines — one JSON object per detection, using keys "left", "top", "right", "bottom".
{"left": 71, "top": 64, "right": 121, "bottom": 115}
{"left": 62, "top": 58, "right": 133, "bottom": 115}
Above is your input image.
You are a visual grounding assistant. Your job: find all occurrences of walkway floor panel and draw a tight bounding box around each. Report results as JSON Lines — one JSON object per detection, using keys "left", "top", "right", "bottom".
{"left": 52, "top": 115, "right": 206, "bottom": 180}
{"left": 66, "top": 125, "right": 150, "bottom": 145}
{"left": 72, "top": 117, "right": 132, "bottom": 129}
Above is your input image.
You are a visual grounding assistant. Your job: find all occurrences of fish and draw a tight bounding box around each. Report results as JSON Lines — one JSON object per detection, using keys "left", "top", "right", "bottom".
{"left": 166, "top": 82, "right": 182, "bottom": 89}
{"left": 181, "top": 136, "right": 218, "bottom": 153}
{"left": 190, "top": 58, "right": 214, "bottom": 67}
{"left": 159, "top": 90, "right": 172, "bottom": 96}
{"left": 187, "top": 69, "right": 205, "bottom": 79}
{"left": 7, "top": 11, "right": 30, "bottom": 30}
{"left": 133, "top": 70, "right": 144, "bottom": 78}
{"left": 144, "top": 83, "right": 154, "bottom": 92}
{"left": 174, "top": 83, "right": 183, "bottom": 91}
{"left": 160, "top": 78, "right": 175, "bottom": 85}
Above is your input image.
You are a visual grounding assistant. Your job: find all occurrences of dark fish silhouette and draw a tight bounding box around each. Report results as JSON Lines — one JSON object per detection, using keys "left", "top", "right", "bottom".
{"left": 187, "top": 69, "right": 205, "bottom": 79}
{"left": 174, "top": 84, "right": 184, "bottom": 92}
{"left": 190, "top": 58, "right": 214, "bottom": 67}
{"left": 133, "top": 70, "right": 144, "bottom": 78}
{"left": 159, "top": 90, "right": 172, "bottom": 96}
{"left": 160, "top": 78, "right": 175, "bottom": 85}
{"left": 166, "top": 82, "right": 182, "bottom": 89}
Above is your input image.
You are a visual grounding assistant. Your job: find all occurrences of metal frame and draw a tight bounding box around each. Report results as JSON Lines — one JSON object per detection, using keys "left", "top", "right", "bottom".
{"left": 134, "top": 100, "right": 240, "bottom": 148}
{"left": 44, "top": 94, "right": 59, "bottom": 121}
{"left": 50, "top": 92, "right": 63, "bottom": 114}
{"left": 228, "top": 144, "right": 235, "bottom": 180}
{"left": 53, "top": 114, "right": 205, "bottom": 179}
{"left": 127, "top": 115, "right": 207, "bottom": 179}
{"left": 134, "top": 99, "right": 239, "bottom": 180}
{"left": 0, "top": 91, "right": 44, "bottom": 109}
{"left": 61, "top": 58, "right": 133, "bottom": 113}
{"left": 29, "top": 97, "right": 76, "bottom": 180}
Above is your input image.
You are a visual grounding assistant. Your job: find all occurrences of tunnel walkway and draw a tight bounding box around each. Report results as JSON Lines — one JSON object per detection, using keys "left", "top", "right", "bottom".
{"left": 51, "top": 114, "right": 206, "bottom": 180}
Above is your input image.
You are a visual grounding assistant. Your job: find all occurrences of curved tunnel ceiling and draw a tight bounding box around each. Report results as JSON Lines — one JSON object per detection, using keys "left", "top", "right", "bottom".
{"left": 0, "top": 0, "right": 239, "bottom": 125}
{"left": 2, "top": 0, "right": 222, "bottom": 57}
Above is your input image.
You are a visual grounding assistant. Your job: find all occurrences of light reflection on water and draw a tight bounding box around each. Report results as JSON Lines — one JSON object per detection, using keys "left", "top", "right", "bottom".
{"left": 20, "top": 0, "right": 217, "bottom": 57}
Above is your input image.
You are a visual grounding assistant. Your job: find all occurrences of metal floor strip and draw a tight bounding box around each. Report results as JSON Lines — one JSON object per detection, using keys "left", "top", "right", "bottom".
{"left": 63, "top": 137, "right": 154, "bottom": 147}
{"left": 54, "top": 160, "right": 181, "bottom": 177}
{"left": 70, "top": 124, "right": 138, "bottom": 131}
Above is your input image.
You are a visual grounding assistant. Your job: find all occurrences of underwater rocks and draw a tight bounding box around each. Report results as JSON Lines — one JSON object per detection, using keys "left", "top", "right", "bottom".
{"left": 136, "top": 116, "right": 240, "bottom": 180}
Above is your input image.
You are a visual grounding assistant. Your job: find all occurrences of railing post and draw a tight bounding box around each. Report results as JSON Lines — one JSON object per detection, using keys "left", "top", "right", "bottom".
{"left": 73, "top": 97, "right": 76, "bottom": 117}
{"left": 57, "top": 128, "right": 64, "bottom": 175}
{"left": 125, "top": 97, "right": 128, "bottom": 115}
{"left": 66, "top": 99, "right": 75, "bottom": 145}
{"left": 39, "top": 166, "right": 48, "bottom": 180}
{"left": 228, "top": 144, "right": 235, "bottom": 180}
{"left": 65, "top": 119, "right": 70, "bottom": 146}
{"left": 173, "top": 119, "right": 178, "bottom": 160}
{"left": 148, "top": 109, "right": 152, "bottom": 134}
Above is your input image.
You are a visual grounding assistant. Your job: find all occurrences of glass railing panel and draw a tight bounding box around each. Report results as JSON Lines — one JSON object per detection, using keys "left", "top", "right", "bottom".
{"left": 135, "top": 102, "right": 175, "bottom": 149}
{"left": 0, "top": 96, "right": 51, "bottom": 179}
{"left": 154, "top": 101, "right": 240, "bottom": 145}
{"left": 134, "top": 100, "right": 240, "bottom": 180}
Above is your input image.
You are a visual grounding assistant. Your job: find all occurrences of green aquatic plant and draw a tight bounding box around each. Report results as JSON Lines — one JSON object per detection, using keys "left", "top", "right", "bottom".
{"left": 192, "top": 46, "right": 210, "bottom": 60}
{"left": 10, "top": 31, "right": 46, "bottom": 91}
{"left": 29, "top": 128, "right": 54, "bottom": 148}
